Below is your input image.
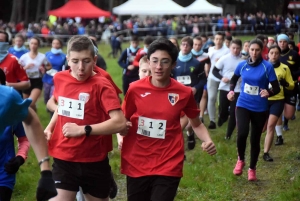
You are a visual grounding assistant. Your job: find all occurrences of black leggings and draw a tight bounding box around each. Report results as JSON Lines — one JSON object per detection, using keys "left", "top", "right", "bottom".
{"left": 219, "top": 90, "right": 239, "bottom": 137}
{"left": 236, "top": 107, "right": 267, "bottom": 169}
{"left": 0, "top": 186, "right": 13, "bottom": 201}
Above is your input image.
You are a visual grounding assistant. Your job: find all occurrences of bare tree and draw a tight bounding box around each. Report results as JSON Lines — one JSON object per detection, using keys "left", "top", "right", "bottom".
{"left": 45, "top": 0, "right": 53, "bottom": 19}
{"left": 36, "top": 0, "right": 42, "bottom": 22}
{"left": 10, "top": 0, "right": 17, "bottom": 23}
{"left": 25, "top": 0, "right": 30, "bottom": 24}
{"left": 16, "top": 0, "right": 23, "bottom": 23}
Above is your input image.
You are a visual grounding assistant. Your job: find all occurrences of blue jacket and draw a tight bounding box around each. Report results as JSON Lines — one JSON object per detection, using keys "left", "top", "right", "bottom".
{"left": 172, "top": 57, "right": 206, "bottom": 90}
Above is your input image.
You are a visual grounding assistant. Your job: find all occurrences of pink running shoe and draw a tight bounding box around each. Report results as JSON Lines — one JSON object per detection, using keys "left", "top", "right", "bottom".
{"left": 248, "top": 169, "right": 257, "bottom": 181}
{"left": 233, "top": 160, "right": 245, "bottom": 175}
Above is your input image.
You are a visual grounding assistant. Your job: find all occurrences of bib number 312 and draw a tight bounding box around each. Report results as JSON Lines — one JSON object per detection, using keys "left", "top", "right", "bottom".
{"left": 57, "top": 96, "right": 85, "bottom": 119}
{"left": 137, "top": 116, "right": 167, "bottom": 139}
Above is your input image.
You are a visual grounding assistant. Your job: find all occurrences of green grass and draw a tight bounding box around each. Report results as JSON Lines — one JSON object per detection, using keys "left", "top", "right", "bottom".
{"left": 11, "top": 36, "right": 300, "bottom": 200}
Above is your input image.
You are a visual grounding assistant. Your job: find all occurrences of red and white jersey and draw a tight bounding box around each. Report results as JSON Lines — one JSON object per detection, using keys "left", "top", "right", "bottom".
{"left": 49, "top": 70, "right": 121, "bottom": 162}
{"left": 121, "top": 76, "right": 200, "bottom": 177}
{"left": 0, "top": 54, "right": 28, "bottom": 83}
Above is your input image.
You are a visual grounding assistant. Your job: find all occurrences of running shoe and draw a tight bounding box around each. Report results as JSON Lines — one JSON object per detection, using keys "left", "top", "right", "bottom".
{"left": 248, "top": 169, "right": 257, "bottom": 181}
{"left": 224, "top": 136, "right": 231, "bottom": 140}
{"left": 208, "top": 121, "right": 216, "bottom": 129}
{"left": 109, "top": 172, "right": 118, "bottom": 199}
{"left": 275, "top": 136, "right": 284, "bottom": 146}
{"left": 217, "top": 117, "right": 223, "bottom": 127}
{"left": 291, "top": 115, "right": 296, "bottom": 120}
{"left": 282, "top": 125, "right": 289, "bottom": 131}
{"left": 233, "top": 160, "right": 245, "bottom": 176}
{"left": 187, "top": 131, "right": 196, "bottom": 150}
{"left": 263, "top": 153, "right": 273, "bottom": 162}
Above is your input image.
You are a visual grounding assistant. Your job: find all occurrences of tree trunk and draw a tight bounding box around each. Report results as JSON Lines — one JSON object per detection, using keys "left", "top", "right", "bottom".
{"left": 45, "top": 0, "right": 52, "bottom": 19}
{"left": 25, "top": 0, "right": 30, "bottom": 24}
{"left": 282, "top": 0, "right": 291, "bottom": 16}
{"left": 16, "top": 0, "right": 23, "bottom": 23}
{"left": 222, "top": 0, "right": 227, "bottom": 15}
{"left": 109, "top": 0, "right": 114, "bottom": 12}
{"left": 36, "top": 0, "right": 42, "bottom": 22}
{"left": 10, "top": 0, "right": 17, "bottom": 23}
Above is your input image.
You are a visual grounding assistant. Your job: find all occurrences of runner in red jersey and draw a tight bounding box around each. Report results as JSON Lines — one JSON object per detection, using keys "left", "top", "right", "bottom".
{"left": 44, "top": 36, "right": 126, "bottom": 201}
{"left": 0, "top": 31, "right": 30, "bottom": 91}
{"left": 121, "top": 38, "right": 216, "bottom": 201}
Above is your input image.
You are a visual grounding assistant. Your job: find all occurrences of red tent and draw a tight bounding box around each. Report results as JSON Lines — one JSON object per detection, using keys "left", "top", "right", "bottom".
{"left": 48, "top": 0, "right": 111, "bottom": 18}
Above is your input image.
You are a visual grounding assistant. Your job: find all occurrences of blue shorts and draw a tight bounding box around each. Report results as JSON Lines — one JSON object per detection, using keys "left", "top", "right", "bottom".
{"left": 203, "top": 84, "right": 207, "bottom": 91}
{"left": 268, "top": 100, "right": 284, "bottom": 117}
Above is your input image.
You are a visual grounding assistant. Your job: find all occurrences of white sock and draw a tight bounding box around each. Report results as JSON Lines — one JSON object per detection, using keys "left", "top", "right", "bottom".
{"left": 186, "top": 131, "right": 190, "bottom": 136}
{"left": 275, "top": 125, "right": 283, "bottom": 137}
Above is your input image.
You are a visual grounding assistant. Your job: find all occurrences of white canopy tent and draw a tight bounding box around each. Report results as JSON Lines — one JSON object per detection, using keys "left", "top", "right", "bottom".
{"left": 185, "top": 0, "right": 223, "bottom": 15}
{"left": 113, "top": 0, "right": 186, "bottom": 15}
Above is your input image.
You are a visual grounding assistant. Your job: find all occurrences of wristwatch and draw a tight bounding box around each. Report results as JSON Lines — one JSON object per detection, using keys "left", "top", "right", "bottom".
{"left": 84, "top": 125, "right": 92, "bottom": 137}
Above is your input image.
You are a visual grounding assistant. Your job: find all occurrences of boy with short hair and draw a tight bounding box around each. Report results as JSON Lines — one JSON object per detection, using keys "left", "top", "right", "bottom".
{"left": 44, "top": 35, "right": 127, "bottom": 201}
{"left": 121, "top": 38, "right": 216, "bottom": 201}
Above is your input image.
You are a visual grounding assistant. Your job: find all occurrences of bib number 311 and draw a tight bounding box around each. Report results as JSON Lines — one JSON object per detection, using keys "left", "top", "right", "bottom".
{"left": 137, "top": 116, "right": 167, "bottom": 139}
{"left": 58, "top": 96, "right": 85, "bottom": 119}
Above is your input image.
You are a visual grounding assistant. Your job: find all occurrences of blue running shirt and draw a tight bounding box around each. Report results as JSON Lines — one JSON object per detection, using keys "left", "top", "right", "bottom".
{"left": 235, "top": 60, "right": 277, "bottom": 112}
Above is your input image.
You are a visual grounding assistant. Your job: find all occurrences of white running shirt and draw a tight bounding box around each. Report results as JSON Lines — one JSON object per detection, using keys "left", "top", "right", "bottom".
{"left": 215, "top": 53, "right": 243, "bottom": 92}
{"left": 19, "top": 52, "right": 48, "bottom": 79}
{"left": 208, "top": 45, "right": 230, "bottom": 81}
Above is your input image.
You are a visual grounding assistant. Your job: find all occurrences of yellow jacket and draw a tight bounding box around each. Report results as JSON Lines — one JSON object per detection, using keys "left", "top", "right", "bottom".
{"left": 269, "top": 63, "right": 294, "bottom": 101}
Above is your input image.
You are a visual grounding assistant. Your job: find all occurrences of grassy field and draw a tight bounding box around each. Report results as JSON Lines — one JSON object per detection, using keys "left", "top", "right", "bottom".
{"left": 11, "top": 36, "right": 300, "bottom": 201}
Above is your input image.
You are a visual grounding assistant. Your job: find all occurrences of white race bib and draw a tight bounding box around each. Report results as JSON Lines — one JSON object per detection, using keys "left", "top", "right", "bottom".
{"left": 244, "top": 83, "right": 259, "bottom": 95}
{"left": 57, "top": 96, "right": 85, "bottom": 119}
{"left": 27, "top": 71, "right": 40, "bottom": 78}
{"left": 177, "top": 75, "right": 191, "bottom": 85}
{"left": 46, "top": 69, "right": 58, "bottom": 76}
{"left": 137, "top": 116, "right": 167, "bottom": 139}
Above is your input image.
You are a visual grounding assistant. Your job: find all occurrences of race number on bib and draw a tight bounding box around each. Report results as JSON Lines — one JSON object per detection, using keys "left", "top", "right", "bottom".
{"left": 27, "top": 71, "right": 39, "bottom": 78}
{"left": 244, "top": 83, "right": 259, "bottom": 95}
{"left": 177, "top": 75, "right": 191, "bottom": 85}
{"left": 57, "top": 96, "right": 85, "bottom": 119}
{"left": 46, "top": 69, "right": 58, "bottom": 76}
{"left": 137, "top": 116, "right": 167, "bottom": 139}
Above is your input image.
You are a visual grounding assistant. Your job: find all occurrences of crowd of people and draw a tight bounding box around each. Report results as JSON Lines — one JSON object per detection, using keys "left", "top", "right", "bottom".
{"left": 0, "top": 15, "right": 300, "bottom": 200}
{"left": 1, "top": 10, "right": 300, "bottom": 45}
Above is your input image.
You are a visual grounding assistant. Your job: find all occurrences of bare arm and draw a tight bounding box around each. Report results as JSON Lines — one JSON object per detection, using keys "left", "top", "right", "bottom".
{"left": 7, "top": 81, "right": 30, "bottom": 91}
{"left": 44, "top": 109, "right": 58, "bottom": 141}
{"left": 62, "top": 109, "right": 127, "bottom": 137}
{"left": 189, "top": 116, "right": 216, "bottom": 155}
{"left": 46, "top": 95, "right": 57, "bottom": 113}
{"left": 22, "top": 108, "right": 51, "bottom": 171}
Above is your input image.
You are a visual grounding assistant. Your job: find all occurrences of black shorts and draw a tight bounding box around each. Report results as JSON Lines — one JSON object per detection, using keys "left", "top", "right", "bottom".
{"left": 127, "top": 175, "right": 181, "bottom": 201}
{"left": 284, "top": 94, "right": 297, "bottom": 106}
{"left": 23, "top": 78, "right": 43, "bottom": 95}
{"left": 52, "top": 157, "right": 111, "bottom": 199}
{"left": 268, "top": 100, "right": 284, "bottom": 117}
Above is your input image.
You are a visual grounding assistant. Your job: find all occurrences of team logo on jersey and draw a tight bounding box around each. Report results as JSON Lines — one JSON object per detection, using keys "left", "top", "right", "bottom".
{"left": 190, "top": 66, "right": 195, "bottom": 73}
{"left": 141, "top": 92, "right": 151, "bottom": 97}
{"left": 246, "top": 68, "right": 250, "bottom": 71}
{"left": 78, "top": 93, "right": 90, "bottom": 103}
{"left": 168, "top": 93, "right": 179, "bottom": 106}
{"left": 289, "top": 56, "right": 293, "bottom": 60}
{"left": 176, "top": 66, "right": 181, "bottom": 69}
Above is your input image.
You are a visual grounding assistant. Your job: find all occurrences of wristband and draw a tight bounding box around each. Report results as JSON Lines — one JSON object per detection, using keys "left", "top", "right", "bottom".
{"left": 229, "top": 91, "right": 234, "bottom": 95}
{"left": 38, "top": 156, "right": 50, "bottom": 166}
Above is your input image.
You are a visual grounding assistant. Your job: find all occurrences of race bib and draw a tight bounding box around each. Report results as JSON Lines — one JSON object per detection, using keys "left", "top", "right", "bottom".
{"left": 244, "top": 83, "right": 259, "bottom": 95}
{"left": 27, "top": 71, "right": 39, "bottom": 78}
{"left": 46, "top": 69, "right": 58, "bottom": 76}
{"left": 177, "top": 75, "right": 191, "bottom": 85}
{"left": 137, "top": 116, "right": 167, "bottom": 139}
{"left": 57, "top": 96, "right": 85, "bottom": 119}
